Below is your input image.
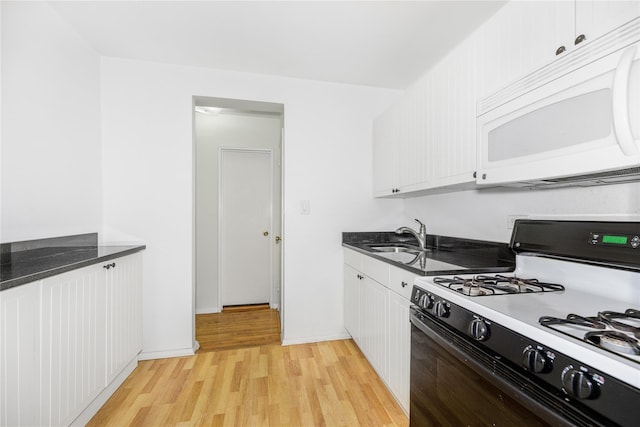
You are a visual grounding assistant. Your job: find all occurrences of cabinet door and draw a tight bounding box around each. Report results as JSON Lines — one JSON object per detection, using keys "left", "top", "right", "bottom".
{"left": 40, "top": 263, "right": 106, "bottom": 426}
{"left": 430, "top": 34, "right": 480, "bottom": 187}
{"left": 482, "top": 0, "right": 574, "bottom": 98}
{"left": 343, "top": 264, "right": 362, "bottom": 344}
{"left": 396, "top": 87, "right": 428, "bottom": 192}
{"left": 373, "top": 108, "right": 396, "bottom": 196}
{"left": 576, "top": 0, "right": 640, "bottom": 45}
{"left": 105, "top": 253, "right": 143, "bottom": 384}
{"left": 0, "top": 282, "right": 41, "bottom": 426}
{"left": 387, "top": 291, "right": 411, "bottom": 414}
{"left": 359, "top": 277, "right": 389, "bottom": 380}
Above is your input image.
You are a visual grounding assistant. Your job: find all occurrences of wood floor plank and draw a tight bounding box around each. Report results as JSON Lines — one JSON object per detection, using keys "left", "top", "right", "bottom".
{"left": 88, "top": 308, "right": 408, "bottom": 427}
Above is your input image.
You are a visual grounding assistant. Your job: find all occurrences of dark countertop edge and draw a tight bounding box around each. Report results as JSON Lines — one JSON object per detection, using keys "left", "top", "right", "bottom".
{"left": 342, "top": 242, "right": 515, "bottom": 277}
{"left": 1, "top": 232, "right": 98, "bottom": 255}
{"left": 0, "top": 245, "right": 146, "bottom": 292}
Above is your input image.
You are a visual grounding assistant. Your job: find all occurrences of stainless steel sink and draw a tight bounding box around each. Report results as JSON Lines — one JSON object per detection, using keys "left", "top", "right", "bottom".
{"left": 367, "top": 244, "right": 428, "bottom": 254}
{"left": 370, "top": 246, "right": 418, "bottom": 253}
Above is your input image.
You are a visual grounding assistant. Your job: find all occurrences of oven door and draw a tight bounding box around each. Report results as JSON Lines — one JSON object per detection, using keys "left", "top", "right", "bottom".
{"left": 410, "top": 308, "right": 594, "bottom": 427}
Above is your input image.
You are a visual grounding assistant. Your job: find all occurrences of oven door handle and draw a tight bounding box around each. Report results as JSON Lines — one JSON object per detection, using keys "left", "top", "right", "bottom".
{"left": 410, "top": 311, "right": 577, "bottom": 427}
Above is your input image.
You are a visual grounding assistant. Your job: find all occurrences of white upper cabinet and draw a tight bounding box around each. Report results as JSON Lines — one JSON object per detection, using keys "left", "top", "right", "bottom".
{"left": 430, "top": 35, "right": 479, "bottom": 187}
{"left": 481, "top": 1, "right": 574, "bottom": 98}
{"left": 482, "top": 0, "right": 640, "bottom": 99}
{"left": 372, "top": 32, "right": 480, "bottom": 197}
{"left": 575, "top": 1, "right": 640, "bottom": 48}
{"left": 372, "top": 107, "right": 396, "bottom": 196}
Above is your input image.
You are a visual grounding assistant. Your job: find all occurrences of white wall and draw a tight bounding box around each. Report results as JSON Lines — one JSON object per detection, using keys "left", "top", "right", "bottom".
{"left": 403, "top": 183, "right": 640, "bottom": 243}
{"left": 0, "top": 1, "right": 102, "bottom": 243}
{"left": 100, "top": 57, "right": 402, "bottom": 357}
{"left": 195, "top": 111, "right": 283, "bottom": 314}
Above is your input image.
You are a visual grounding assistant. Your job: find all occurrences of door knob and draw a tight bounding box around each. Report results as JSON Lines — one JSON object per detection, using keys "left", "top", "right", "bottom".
{"left": 275, "top": 236, "right": 281, "bottom": 243}
{"left": 263, "top": 231, "right": 269, "bottom": 237}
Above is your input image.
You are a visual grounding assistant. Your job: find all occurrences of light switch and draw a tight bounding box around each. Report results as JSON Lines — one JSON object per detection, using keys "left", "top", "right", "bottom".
{"left": 301, "top": 200, "right": 310, "bottom": 215}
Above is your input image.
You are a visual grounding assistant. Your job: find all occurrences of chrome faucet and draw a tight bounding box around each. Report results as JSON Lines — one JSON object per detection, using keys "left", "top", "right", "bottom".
{"left": 395, "top": 219, "right": 427, "bottom": 250}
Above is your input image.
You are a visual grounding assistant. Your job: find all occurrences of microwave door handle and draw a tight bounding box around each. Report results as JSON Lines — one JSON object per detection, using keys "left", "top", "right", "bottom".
{"left": 612, "top": 44, "right": 639, "bottom": 156}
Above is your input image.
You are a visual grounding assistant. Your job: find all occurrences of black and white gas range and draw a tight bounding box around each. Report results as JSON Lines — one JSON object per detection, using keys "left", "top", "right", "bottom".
{"left": 409, "top": 220, "right": 640, "bottom": 427}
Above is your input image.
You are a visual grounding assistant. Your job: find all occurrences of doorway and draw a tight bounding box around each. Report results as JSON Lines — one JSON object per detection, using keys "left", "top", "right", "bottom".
{"left": 193, "top": 96, "right": 284, "bottom": 346}
{"left": 219, "top": 148, "right": 273, "bottom": 306}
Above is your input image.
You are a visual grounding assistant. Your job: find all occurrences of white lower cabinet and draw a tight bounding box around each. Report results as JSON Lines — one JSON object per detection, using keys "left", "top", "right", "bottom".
{"left": 360, "top": 276, "right": 389, "bottom": 381}
{"left": 0, "top": 282, "right": 41, "bottom": 427}
{"left": 0, "top": 252, "right": 143, "bottom": 427}
{"left": 105, "top": 255, "right": 143, "bottom": 384}
{"left": 387, "top": 290, "right": 411, "bottom": 414}
{"left": 343, "top": 248, "right": 416, "bottom": 414}
{"left": 343, "top": 264, "right": 362, "bottom": 346}
{"left": 40, "top": 263, "right": 106, "bottom": 426}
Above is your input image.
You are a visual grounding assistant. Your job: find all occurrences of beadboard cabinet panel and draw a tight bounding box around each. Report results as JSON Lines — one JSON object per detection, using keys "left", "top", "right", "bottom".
{"left": 575, "top": 1, "right": 640, "bottom": 51}
{"left": 343, "top": 264, "right": 362, "bottom": 346}
{"left": 343, "top": 249, "right": 417, "bottom": 414}
{"left": 481, "top": 1, "right": 573, "bottom": 99}
{"left": 360, "top": 276, "right": 389, "bottom": 381}
{"left": 482, "top": 0, "right": 640, "bottom": 102}
{"left": 0, "top": 252, "right": 143, "bottom": 427}
{"left": 0, "top": 282, "right": 41, "bottom": 427}
{"left": 430, "top": 34, "right": 479, "bottom": 187}
{"left": 372, "top": 31, "right": 480, "bottom": 197}
{"left": 40, "top": 264, "right": 106, "bottom": 426}
{"left": 372, "top": 108, "right": 396, "bottom": 196}
{"left": 387, "top": 291, "right": 411, "bottom": 414}
{"left": 105, "top": 254, "right": 143, "bottom": 384}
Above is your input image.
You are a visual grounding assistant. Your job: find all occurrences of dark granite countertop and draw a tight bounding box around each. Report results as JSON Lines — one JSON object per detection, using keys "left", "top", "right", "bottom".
{"left": 1, "top": 233, "right": 146, "bottom": 291}
{"left": 343, "top": 231, "right": 515, "bottom": 276}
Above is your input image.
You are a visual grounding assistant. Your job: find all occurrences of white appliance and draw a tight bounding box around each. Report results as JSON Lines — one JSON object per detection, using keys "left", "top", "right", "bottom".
{"left": 476, "top": 21, "right": 640, "bottom": 188}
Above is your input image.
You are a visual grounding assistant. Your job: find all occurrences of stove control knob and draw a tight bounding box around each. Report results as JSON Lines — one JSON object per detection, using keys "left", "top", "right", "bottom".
{"left": 522, "top": 348, "right": 552, "bottom": 373}
{"left": 561, "top": 367, "right": 598, "bottom": 400}
{"left": 418, "top": 293, "right": 433, "bottom": 309}
{"left": 434, "top": 301, "right": 450, "bottom": 318}
{"left": 468, "top": 318, "right": 489, "bottom": 341}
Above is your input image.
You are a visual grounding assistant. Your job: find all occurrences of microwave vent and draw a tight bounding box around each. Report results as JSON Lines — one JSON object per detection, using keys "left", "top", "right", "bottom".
{"left": 518, "top": 167, "right": 640, "bottom": 189}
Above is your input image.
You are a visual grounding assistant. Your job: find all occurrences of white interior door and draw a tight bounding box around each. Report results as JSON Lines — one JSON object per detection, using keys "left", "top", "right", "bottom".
{"left": 219, "top": 149, "right": 272, "bottom": 306}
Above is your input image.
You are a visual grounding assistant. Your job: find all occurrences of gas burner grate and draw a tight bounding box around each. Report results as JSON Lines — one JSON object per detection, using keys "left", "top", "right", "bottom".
{"left": 539, "top": 308, "right": 640, "bottom": 363}
{"left": 585, "top": 331, "right": 640, "bottom": 355}
{"left": 433, "top": 274, "right": 564, "bottom": 296}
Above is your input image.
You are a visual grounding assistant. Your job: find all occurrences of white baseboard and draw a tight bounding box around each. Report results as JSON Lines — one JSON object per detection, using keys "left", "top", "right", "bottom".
{"left": 138, "top": 347, "right": 196, "bottom": 360}
{"left": 281, "top": 332, "right": 351, "bottom": 346}
{"left": 196, "top": 306, "right": 221, "bottom": 314}
{"left": 70, "top": 357, "right": 138, "bottom": 426}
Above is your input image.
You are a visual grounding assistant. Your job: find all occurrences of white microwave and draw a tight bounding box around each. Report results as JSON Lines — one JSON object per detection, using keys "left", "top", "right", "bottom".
{"left": 477, "top": 38, "right": 640, "bottom": 188}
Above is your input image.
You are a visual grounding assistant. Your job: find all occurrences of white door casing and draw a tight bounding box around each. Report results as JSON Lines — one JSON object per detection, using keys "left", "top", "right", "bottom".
{"left": 219, "top": 148, "right": 273, "bottom": 306}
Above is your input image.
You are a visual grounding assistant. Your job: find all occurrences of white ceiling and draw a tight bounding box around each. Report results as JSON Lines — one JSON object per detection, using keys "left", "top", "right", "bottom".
{"left": 49, "top": 1, "right": 507, "bottom": 90}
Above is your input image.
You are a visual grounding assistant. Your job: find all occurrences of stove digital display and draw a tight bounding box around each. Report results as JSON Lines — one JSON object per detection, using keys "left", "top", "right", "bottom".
{"left": 602, "top": 235, "right": 628, "bottom": 245}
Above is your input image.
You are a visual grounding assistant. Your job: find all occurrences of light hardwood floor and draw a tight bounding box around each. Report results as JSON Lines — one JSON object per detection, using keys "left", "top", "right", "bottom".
{"left": 196, "top": 304, "right": 281, "bottom": 351}
{"left": 88, "top": 307, "right": 409, "bottom": 427}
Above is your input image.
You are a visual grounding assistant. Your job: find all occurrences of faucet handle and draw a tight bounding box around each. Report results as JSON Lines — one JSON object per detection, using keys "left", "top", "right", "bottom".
{"left": 414, "top": 218, "right": 425, "bottom": 228}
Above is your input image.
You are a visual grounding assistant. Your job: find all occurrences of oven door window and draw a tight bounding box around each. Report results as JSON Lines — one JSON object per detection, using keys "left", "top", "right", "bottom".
{"left": 411, "top": 319, "right": 552, "bottom": 426}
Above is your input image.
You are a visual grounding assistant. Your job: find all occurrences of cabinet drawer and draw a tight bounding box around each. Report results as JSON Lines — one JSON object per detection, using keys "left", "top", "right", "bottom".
{"left": 389, "top": 266, "right": 417, "bottom": 300}
{"left": 362, "top": 256, "right": 390, "bottom": 286}
{"left": 343, "top": 248, "right": 362, "bottom": 270}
